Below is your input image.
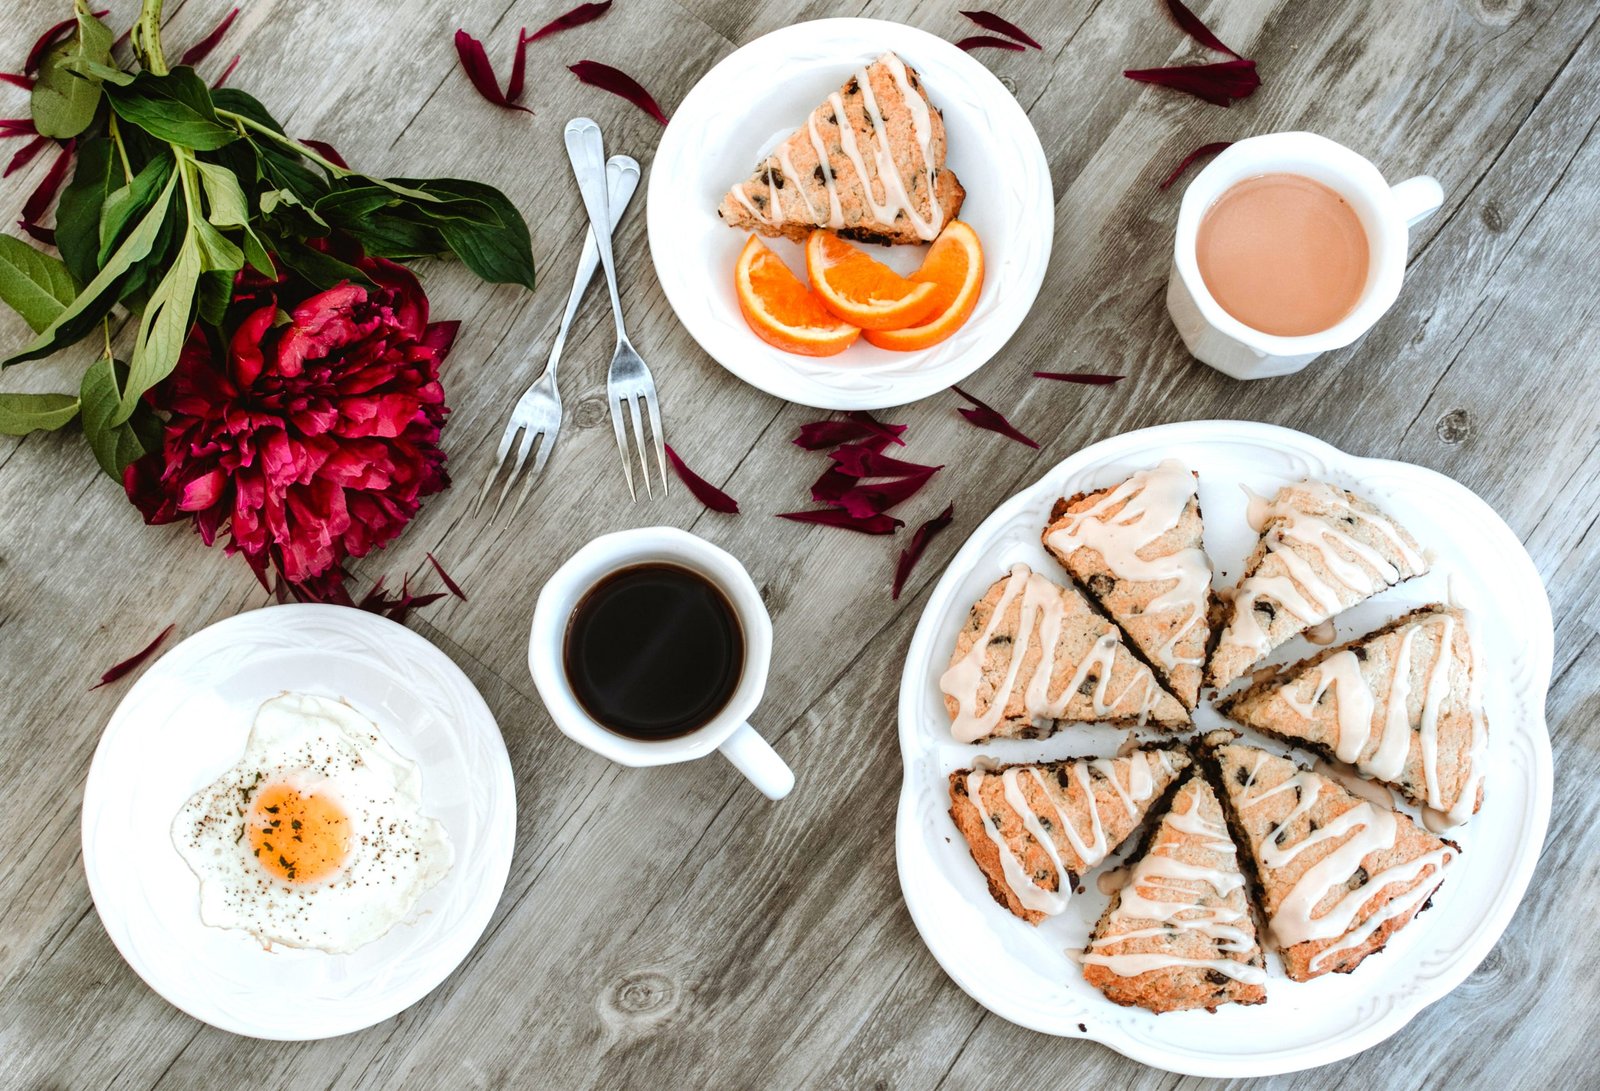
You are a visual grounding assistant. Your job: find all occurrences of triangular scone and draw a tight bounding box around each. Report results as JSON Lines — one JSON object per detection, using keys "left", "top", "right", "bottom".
{"left": 940, "top": 563, "right": 1189, "bottom": 743}
{"left": 1207, "top": 482, "right": 1427, "bottom": 691}
{"left": 716, "top": 52, "right": 966, "bottom": 246}
{"left": 1083, "top": 770, "right": 1267, "bottom": 1012}
{"left": 1219, "top": 607, "right": 1486, "bottom": 826}
{"left": 1043, "top": 460, "right": 1214, "bottom": 710}
{"left": 948, "top": 746, "right": 1190, "bottom": 924}
{"left": 1208, "top": 737, "right": 1454, "bottom": 981}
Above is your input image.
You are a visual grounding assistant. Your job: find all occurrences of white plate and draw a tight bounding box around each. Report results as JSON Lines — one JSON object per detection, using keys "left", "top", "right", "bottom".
{"left": 81, "top": 604, "right": 517, "bottom": 1040}
{"left": 895, "top": 421, "right": 1553, "bottom": 1076}
{"left": 647, "top": 17, "right": 1053, "bottom": 410}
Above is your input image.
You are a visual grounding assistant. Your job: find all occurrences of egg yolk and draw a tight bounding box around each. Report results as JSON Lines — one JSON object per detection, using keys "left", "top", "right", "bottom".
{"left": 247, "top": 783, "right": 351, "bottom": 885}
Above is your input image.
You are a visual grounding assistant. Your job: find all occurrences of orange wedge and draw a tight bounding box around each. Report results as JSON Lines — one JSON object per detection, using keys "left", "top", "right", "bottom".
{"left": 735, "top": 236, "right": 861, "bottom": 356}
{"left": 804, "top": 230, "right": 941, "bottom": 331}
{"left": 864, "top": 222, "right": 985, "bottom": 352}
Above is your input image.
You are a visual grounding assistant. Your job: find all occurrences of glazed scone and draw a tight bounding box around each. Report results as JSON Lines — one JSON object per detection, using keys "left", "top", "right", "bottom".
{"left": 939, "top": 563, "right": 1190, "bottom": 744}
{"left": 717, "top": 52, "right": 966, "bottom": 245}
{"left": 1219, "top": 606, "right": 1487, "bottom": 826}
{"left": 1207, "top": 481, "right": 1427, "bottom": 692}
{"left": 1083, "top": 769, "right": 1267, "bottom": 1012}
{"left": 1207, "top": 735, "right": 1454, "bottom": 982}
{"left": 1043, "top": 460, "right": 1214, "bottom": 710}
{"left": 949, "top": 746, "right": 1190, "bottom": 924}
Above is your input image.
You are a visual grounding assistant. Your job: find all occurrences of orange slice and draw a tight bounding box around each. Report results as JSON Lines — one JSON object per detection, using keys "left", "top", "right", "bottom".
{"left": 735, "top": 236, "right": 861, "bottom": 356}
{"left": 804, "top": 230, "right": 941, "bottom": 331}
{"left": 863, "top": 222, "right": 985, "bottom": 352}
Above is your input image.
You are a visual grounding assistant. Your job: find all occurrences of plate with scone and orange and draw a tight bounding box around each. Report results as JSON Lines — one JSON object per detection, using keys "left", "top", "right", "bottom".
{"left": 648, "top": 18, "right": 1052, "bottom": 410}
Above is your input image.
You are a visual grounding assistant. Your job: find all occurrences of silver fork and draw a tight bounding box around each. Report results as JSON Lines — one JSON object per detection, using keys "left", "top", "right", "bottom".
{"left": 563, "top": 117, "right": 666, "bottom": 499}
{"left": 474, "top": 155, "right": 642, "bottom": 518}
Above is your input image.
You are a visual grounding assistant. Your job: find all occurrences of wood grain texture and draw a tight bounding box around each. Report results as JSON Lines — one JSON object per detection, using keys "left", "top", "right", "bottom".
{"left": 1, "top": 0, "right": 1597, "bottom": 1086}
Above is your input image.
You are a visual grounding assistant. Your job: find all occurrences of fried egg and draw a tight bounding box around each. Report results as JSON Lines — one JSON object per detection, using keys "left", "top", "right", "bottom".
{"left": 172, "top": 692, "right": 453, "bottom": 954}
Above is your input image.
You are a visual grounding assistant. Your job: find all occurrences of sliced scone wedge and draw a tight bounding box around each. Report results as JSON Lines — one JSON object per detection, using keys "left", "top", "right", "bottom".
{"left": 1218, "top": 606, "right": 1487, "bottom": 826}
{"left": 716, "top": 52, "right": 966, "bottom": 245}
{"left": 1043, "top": 460, "right": 1214, "bottom": 710}
{"left": 940, "top": 563, "right": 1190, "bottom": 744}
{"left": 1207, "top": 481, "right": 1427, "bottom": 692}
{"left": 1207, "top": 736, "right": 1454, "bottom": 981}
{"left": 949, "top": 746, "right": 1190, "bottom": 924}
{"left": 1083, "top": 769, "right": 1267, "bottom": 1012}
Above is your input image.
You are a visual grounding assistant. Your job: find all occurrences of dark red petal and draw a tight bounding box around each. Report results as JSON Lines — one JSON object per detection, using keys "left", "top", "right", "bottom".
{"left": 24, "top": 13, "right": 108, "bottom": 75}
{"left": 5, "top": 135, "right": 52, "bottom": 178}
{"left": 1123, "top": 59, "right": 1260, "bottom": 107}
{"left": 776, "top": 508, "right": 903, "bottom": 535}
{"left": 0, "top": 117, "right": 40, "bottom": 138}
{"left": 664, "top": 443, "right": 739, "bottom": 514}
{"left": 832, "top": 467, "right": 939, "bottom": 518}
{"left": 211, "top": 54, "right": 241, "bottom": 89}
{"left": 0, "top": 73, "right": 34, "bottom": 90}
{"left": 1158, "top": 140, "right": 1232, "bottom": 189}
{"left": 893, "top": 503, "right": 955, "bottom": 600}
{"left": 1032, "top": 371, "right": 1125, "bottom": 385}
{"left": 1164, "top": 0, "right": 1240, "bottom": 58}
{"left": 302, "top": 138, "right": 349, "bottom": 169}
{"left": 426, "top": 551, "right": 468, "bottom": 600}
{"left": 179, "top": 6, "right": 239, "bottom": 66}
{"left": 19, "top": 139, "right": 74, "bottom": 244}
{"left": 454, "top": 29, "right": 532, "bottom": 113}
{"left": 506, "top": 28, "right": 532, "bottom": 103}
{"left": 793, "top": 413, "right": 907, "bottom": 450}
{"left": 956, "top": 35, "right": 1026, "bottom": 53}
{"left": 960, "top": 10, "right": 1043, "bottom": 49}
{"left": 810, "top": 466, "right": 855, "bottom": 504}
{"left": 528, "top": 2, "right": 612, "bottom": 41}
{"left": 829, "top": 443, "right": 942, "bottom": 479}
{"left": 91, "top": 624, "right": 175, "bottom": 689}
{"left": 952, "top": 385, "right": 1039, "bottom": 448}
{"left": 568, "top": 60, "right": 668, "bottom": 125}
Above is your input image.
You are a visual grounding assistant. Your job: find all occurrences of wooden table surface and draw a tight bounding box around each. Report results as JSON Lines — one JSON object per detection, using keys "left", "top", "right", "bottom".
{"left": 3, "top": 0, "right": 1597, "bottom": 1086}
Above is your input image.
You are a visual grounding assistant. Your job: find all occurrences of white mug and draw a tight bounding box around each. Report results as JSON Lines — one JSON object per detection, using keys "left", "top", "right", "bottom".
{"left": 529, "top": 526, "right": 795, "bottom": 800}
{"left": 1166, "top": 131, "right": 1444, "bottom": 380}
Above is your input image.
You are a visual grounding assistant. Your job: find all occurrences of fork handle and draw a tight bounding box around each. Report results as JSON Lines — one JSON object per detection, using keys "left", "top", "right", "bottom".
{"left": 548, "top": 155, "right": 640, "bottom": 380}
{"left": 565, "top": 118, "right": 627, "bottom": 340}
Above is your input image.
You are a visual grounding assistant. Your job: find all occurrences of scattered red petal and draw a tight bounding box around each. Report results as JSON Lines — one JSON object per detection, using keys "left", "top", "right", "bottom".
{"left": 426, "top": 552, "right": 468, "bottom": 601}
{"left": 829, "top": 443, "right": 942, "bottom": 479}
{"left": 569, "top": 60, "right": 668, "bottom": 125}
{"left": 0, "top": 117, "right": 39, "bottom": 139}
{"left": 810, "top": 465, "right": 856, "bottom": 504}
{"left": 24, "top": 12, "right": 108, "bottom": 75}
{"left": 832, "top": 469, "right": 939, "bottom": 518}
{"left": 1032, "top": 371, "right": 1125, "bottom": 385}
{"left": 960, "top": 10, "right": 1042, "bottom": 49}
{"left": 5, "top": 135, "right": 52, "bottom": 178}
{"left": 793, "top": 412, "right": 907, "bottom": 451}
{"left": 211, "top": 54, "right": 241, "bottom": 89}
{"left": 179, "top": 6, "right": 239, "bottom": 66}
{"left": 0, "top": 73, "right": 34, "bottom": 90}
{"left": 776, "top": 509, "right": 904, "bottom": 535}
{"left": 1124, "top": 58, "right": 1259, "bottom": 107}
{"left": 91, "top": 623, "right": 174, "bottom": 689}
{"left": 454, "top": 29, "right": 533, "bottom": 113}
{"left": 19, "top": 138, "right": 73, "bottom": 245}
{"left": 1159, "top": 140, "right": 1232, "bottom": 189}
{"left": 956, "top": 36, "right": 1026, "bottom": 53}
{"left": 893, "top": 503, "right": 955, "bottom": 600}
{"left": 952, "top": 385, "right": 1039, "bottom": 448}
{"left": 527, "top": 2, "right": 612, "bottom": 42}
{"left": 506, "top": 28, "right": 533, "bottom": 103}
{"left": 302, "top": 138, "right": 349, "bottom": 168}
{"left": 664, "top": 443, "right": 740, "bottom": 514}
{"left": 1164, "top": 0, "right": 1241, "bottom": 58}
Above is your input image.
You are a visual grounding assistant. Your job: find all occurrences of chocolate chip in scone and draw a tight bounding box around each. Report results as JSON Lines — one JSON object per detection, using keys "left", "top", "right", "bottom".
{"left": 1087, "top": 573, "right": 1115, "bottom": 598}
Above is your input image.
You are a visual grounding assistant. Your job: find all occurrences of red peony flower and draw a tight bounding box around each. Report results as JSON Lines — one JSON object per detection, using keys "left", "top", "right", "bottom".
{"left": 125, "top": 251, "right": 458, "bottom": 599}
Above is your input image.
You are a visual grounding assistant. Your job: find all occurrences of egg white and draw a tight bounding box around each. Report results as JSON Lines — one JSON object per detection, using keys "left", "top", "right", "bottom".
{"left": 171, "top": 692, "right": 453, "bottom": 954}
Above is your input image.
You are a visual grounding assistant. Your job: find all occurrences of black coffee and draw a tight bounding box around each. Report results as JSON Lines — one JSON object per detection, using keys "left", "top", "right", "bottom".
{"left": 563, "top": 563, "right": 743, "bottom": 741}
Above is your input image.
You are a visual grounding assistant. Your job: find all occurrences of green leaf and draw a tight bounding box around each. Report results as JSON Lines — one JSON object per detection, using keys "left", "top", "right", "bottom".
{"left": 0, "top": 235, "right": 77, "bottom": 332}
{"left": 394, "top": 178, "right": 535, "bottom": 290}
{"left": 271, "top": 236, "right": 369, "bottom": 290}
{"left": 193, "top": 217, "right": 243, "bottom": 273}
{"left": 54, "top": 136, "right": 114, "bottom": 286}
{"left": 30, "top": 3, "right": 114, "bottom": 139}
{"left": 0, "top": 391, "right": 79, "bottom": 435}
{"left": 3, "top": 168, "right": 177, "bottom": 368}
{"left": 193, "top": 160, "right": 272, "bottom": 276}
{"left": 80, "top": 356, "right": 157, "bottom": 478}
{"left": 99, "top": 153, "right": 174, "bottom": 265}
{"left": 106, "top": 68, "right": 237, "bottom": 151}
{"left": 120, "top": 227, "right": 202, "bottom": 422}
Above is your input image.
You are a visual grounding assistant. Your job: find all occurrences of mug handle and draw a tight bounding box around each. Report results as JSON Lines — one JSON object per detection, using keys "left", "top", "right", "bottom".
{"left": 718, "top": 722, "right": 795, "bottom": 800}
{"left": 1390, "top": 175, "right": 1444, "bottom": 228}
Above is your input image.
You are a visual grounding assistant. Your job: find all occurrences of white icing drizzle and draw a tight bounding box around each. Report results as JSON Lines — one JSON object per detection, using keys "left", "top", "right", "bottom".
{"left": 1043, "top": 460, "right": 1211, "bottom": 672}
{"left": 940, "top": 564, "right": 1164, "bottom": 744}
{"left": 825, "top": 55, "right": 943, "bottom": 242}
{"left": 805, "top": 112, "right": 845, "bottom": 229}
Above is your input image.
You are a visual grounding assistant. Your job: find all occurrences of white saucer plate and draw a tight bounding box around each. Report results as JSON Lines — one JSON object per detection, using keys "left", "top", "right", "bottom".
{"left": 895, "top": 421, "right": 1553, "bottom": 1076}
{"left": 648, "top": 17, "right": 1053, "bottom": 410}
{"left": 81, "top": 604, "right": 517, "bottom": 1040}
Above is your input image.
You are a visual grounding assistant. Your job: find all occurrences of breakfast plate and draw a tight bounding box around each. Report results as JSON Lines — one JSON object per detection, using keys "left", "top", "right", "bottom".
{"left": 648, "top": 17, "right": 1053, "bottom": 410}
{"left": 895, "top": 420, "right": 1552, "bottom": 1076}
{"left": 81, "top": 604, "right": 517, "bottom": 1040}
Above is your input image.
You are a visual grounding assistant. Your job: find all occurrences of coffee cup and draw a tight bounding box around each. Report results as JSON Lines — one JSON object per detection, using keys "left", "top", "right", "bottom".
{"left": 1166, "top": 131, "right": 1443, "bottom": 380}
{"left": 529, "top": 526, "right": 795, "bottom": 800}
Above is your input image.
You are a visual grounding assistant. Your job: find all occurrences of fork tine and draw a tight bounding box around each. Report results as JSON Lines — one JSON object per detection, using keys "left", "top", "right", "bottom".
{"left": 508, "top": 435, "right": 548, "bottom": 520}
{"left": 473, "top": 421, "right": 521, "bottom": 513}
{"left": 642, "top": 391, "right": 666, "bottom": 496}
{"left": 610, "top": 396, "right": 636, "bottom": 500}
{"left": 626, "top": 393, "right": 652, "bottom": 499}
{"left": 492, "top": 425, "right": 540, "bottom": 517}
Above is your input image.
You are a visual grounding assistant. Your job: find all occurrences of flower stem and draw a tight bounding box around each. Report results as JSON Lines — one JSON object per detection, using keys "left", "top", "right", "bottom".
{"left": 131, "top": 0, "right": 169, "bottom": 75}
{"left": 216, "top": 109, "right": 353, "bottom": 177}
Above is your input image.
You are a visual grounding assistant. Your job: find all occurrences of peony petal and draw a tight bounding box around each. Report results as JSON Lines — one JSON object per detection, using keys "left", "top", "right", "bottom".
{"left": 4, "top": 135, "right": 52, "bottom": 178}
{"left": 25, "top": 12, "right": 108, "bottom": 75}
{"left": 952, "top": 385, "right": 1039, "bottom": 448}
{"left": 1124, "top": 58, "right": 1260, "bottom": 107}
{"left": 1164, "top": 0, "right": 1241, "bottom": 58}
{"left": 893, "top": 503, "right": 955, "bottom": 600}
{"left": 831, "top": 468, "right": 939, "bottom": 518}
{"left": 210, "top": 54, "right": 241, "bottom": 89}
{"left": 959, "top": 10, "right": 1043, "bottom": 49}
{"left": 1158, "top": 141, "right": 1231, "bottom": 189}
{"left": 301, "top": 138, "right": 349, "bottom": 169}
{"left": 956, "top": 35, "right": 1026, "bottom": 53}
{"left": 178, "top": 468, "right": 227, "bottom": 511}
{"left": 793, "top": 412, "right": 907, "bottom": 450}
{"left": 454, "top": 28, "right": 533, "bottom": 113}
{"left": 230, "top": 304, "right": 276, "bottom": 388}
{"left": 527, "top": 2, "right": 612, "bottom": 41}
{"left": 568, "top": 60, "right": 668, "bottom": 125}
{"left": 427, "top": 552, "right": 468, "bottom": 600}
{"left": 829, "top": 443, "right": 942, "bottom": 479}
{"left": 91, "top": 624, "right": 175, "bottom": 690}
{"left": 1032, "top": 371, "right": 1125, "bottom": 385}
{"left": 179, "top": 6, "right": 239, "bottom": 66}
{"left": 776, "top": 508, "right": 904, "bottom": 535}
{"left": 664, "top": 443, "right": 739, "bottom": 514}
{"left": 18, "top": 139, "right": 73, "bottom": 245}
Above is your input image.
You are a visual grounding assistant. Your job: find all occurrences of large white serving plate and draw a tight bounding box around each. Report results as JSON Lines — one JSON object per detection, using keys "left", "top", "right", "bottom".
{"left": 648, "top": 17, "right": 1053, "bottom": 410}
{"left": 896, "top": 421, "right": 1552, "bottom": 1076}
{"left": 82, "top": 604, "right": 517, "bottom": 1040}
